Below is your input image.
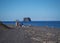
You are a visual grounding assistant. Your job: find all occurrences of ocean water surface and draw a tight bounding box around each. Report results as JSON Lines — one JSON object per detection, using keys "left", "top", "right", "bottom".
{"left": 2, "top": 21, "right": 60, "bottom": 28}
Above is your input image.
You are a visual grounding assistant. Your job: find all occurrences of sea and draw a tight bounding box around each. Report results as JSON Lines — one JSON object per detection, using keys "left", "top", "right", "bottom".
{"left": 2, "top": 21, "right": 60, "bottom": 28}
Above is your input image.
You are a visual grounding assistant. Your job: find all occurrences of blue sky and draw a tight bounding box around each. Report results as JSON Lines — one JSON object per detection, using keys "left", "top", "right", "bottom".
{"left": 0, "top": 0, "right": 60, "bottom": 21}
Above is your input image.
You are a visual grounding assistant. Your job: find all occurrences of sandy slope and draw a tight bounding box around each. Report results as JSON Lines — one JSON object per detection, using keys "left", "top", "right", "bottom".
{"left": 0, "top": 27, "right": 32, "bottom": 43}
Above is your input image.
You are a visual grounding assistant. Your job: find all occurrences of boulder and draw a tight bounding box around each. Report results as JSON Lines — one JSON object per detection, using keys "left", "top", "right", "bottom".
{"left": 0, "top": 21, "right": 12, "bottom": 29}
{"left": 23, "top": 17, "right": 31, "bottom": 22}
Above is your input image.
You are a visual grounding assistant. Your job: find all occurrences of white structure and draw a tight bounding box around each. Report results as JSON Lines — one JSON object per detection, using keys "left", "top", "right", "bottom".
{"left": 15, "top": 20, "right": 21, "bottom": 27}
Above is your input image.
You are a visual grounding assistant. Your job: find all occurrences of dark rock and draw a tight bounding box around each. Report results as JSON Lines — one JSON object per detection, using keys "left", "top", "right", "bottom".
{"left": 23, "top": 17, "right": 31, "bottom": 22}
{"left": 0, "top": 21, "right": 11, "bottom": 29}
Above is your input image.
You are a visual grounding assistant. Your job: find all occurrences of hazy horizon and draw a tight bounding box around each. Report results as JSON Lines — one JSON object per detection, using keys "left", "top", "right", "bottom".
{"left": 0, "top": 0, "right": 60, "bottom": 21}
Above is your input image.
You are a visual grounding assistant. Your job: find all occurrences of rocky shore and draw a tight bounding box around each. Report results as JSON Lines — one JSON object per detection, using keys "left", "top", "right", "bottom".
{"left": 0, "top": 23, "right": 60, "bottom": 43}
{"left": 22, "top": 26, "right": 60, "bottom": 43}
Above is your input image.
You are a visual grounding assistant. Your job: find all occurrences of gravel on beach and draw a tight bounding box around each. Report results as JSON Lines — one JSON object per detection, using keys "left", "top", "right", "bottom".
{"left": 0, "top": 26, "right": 60, "bottom": 43}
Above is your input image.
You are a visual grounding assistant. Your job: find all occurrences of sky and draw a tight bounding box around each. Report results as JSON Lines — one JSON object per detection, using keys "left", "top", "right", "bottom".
{"left": 0, "top": 0, "right": 60, "bottom": 21}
